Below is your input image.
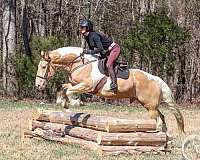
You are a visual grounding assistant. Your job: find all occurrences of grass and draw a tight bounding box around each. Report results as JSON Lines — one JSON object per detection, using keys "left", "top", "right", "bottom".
{"left": 0, "top": 99, "right": 200, "bottom": 160}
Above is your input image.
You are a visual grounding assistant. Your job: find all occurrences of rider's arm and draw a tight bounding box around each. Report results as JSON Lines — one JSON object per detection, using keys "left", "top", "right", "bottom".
{"left": 87, "top": 35, "right": 106, "bottom": 55}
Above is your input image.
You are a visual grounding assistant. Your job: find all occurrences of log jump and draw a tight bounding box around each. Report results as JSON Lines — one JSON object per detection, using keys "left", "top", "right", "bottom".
{"left": 23, "top": 109, "right": 169, "bottom": 156}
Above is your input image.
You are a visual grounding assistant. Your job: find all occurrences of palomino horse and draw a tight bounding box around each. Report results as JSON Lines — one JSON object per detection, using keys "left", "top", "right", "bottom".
{"left": 35, "top": 47, "right": 185, "bottom": 134}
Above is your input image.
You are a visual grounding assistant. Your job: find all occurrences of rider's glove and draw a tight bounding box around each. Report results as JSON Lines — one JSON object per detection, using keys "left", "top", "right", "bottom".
{"left": 83, "top": 49, "right": 91, "bottom": 54}
{"left": 84, "top": 49, "right": 92, "bottom": 54}
{"left": 81, "top": 49, "right": 91, "bottom": 56}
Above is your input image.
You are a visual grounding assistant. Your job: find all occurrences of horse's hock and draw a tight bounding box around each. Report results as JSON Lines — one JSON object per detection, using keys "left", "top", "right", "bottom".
{"left": 23, "top": 109, "right": 170, "bottom": 156}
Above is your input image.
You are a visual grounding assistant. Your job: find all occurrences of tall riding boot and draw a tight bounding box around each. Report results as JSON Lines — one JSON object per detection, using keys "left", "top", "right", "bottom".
{"left": 107, "top": 66, "right": 118, "bottom": 92}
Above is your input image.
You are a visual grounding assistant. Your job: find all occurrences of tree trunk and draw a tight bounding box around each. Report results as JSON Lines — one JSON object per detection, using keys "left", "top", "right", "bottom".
{"left": 21, "top": 0, "right": 32, "bottom": 56}
{"left": 2, "top": 0, "right": 17, "bottom": 97}
{"left": 39, "top": 0, "right": 47, "bottom": 36}
{"left": 0, "top": 2, "right": 3, "bottom": 83}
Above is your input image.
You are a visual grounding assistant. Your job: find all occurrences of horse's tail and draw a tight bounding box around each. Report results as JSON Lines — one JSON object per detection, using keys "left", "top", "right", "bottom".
{"left": 157, "top": 77, "right": 185, "bottom": 134}
{"left": 168, "top": 103, "right": 185, "bottom": 134}
{"left": 163, "top": 85, "right": 185, "bottom": 134}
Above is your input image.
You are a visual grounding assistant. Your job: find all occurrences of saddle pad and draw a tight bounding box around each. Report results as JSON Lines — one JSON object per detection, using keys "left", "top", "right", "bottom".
{"left": 98, "top": 59, "right": 129, "bottom": 79}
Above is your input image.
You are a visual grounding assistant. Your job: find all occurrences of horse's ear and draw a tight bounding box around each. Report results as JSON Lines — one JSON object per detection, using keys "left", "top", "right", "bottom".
{"left": 41, "top": 51, "right": 45, "bottom": 57}
{"left": 41, "top": 51, "right": 50, "bottom": 61}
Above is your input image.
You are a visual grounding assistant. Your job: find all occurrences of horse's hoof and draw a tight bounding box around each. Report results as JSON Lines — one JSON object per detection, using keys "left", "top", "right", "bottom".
{"left": 70, "top": 99, "right": 83, "bottom": 106}
{"left": 64, "top": 109, "right": 71, "bottom": 112}
{"left": 56, "top": 96, "right": 63, "bottom": 104}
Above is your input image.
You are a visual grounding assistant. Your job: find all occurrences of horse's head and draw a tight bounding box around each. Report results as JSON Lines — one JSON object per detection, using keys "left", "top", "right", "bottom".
{"left": 35, "top": 51, "right": 55, "bottom": 90}
{"left": 35, "top": 47, "right": 96, "bottom": 90}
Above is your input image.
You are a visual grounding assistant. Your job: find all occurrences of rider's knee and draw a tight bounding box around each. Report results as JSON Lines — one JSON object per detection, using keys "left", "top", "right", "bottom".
{"left": 106, "top": 63, "right": 113, "bottom": 69}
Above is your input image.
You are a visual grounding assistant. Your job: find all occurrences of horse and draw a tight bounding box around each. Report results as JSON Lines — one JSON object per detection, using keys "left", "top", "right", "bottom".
{"left": 35, "top": 46, "right": 185, "bottom": 134}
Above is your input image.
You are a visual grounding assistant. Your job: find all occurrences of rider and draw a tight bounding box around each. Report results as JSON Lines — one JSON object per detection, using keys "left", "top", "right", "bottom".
{"left": 79, "top": 19, "right": 120, "bottom": 92}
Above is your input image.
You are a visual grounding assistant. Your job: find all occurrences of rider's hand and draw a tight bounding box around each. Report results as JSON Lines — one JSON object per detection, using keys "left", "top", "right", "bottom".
{"left": 83, "top": 49, "right": 92, "bottom": 55}
{"left": 80, "top": 49, "right": 87, "bottom": 56}
{"left": 80, "top": 51, "right": 84, "bottom": 56}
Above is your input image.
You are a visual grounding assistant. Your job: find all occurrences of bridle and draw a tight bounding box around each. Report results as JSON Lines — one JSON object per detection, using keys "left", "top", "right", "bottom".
{"left": 36, "top": 60, "right": 56, "bottom": 80}
{"left": 36, "top": 54, "right": 97, "bottom": 81}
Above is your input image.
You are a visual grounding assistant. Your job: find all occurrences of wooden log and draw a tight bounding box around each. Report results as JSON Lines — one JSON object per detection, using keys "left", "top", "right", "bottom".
{"left": 97, "top": 132, "right": 167, "bottom": 146}
{"left": 32, "top": 109, "right": 113, "bottom": 131}
{"left": 99, "top": 145, "right": 167, "bottom": 156}
{"left": 23, "top": 128, "right": 102, "bottom": 154}
{"left": 31, "top": 120, "right": 99, "bottom": 142}
{"left": 32, "top": 109, "right": 156, "bottom": 132}
{"left": 32, "top": 109, "right": 60, "bottom": 122}
{"left": 106, "top": 119, "right": 156, "bottom": 133}
{"left": 23, "top": 128, "right": 167, "bottom": 156}
{"left": 30, "top": 120, "right": 166, "bottom": 146}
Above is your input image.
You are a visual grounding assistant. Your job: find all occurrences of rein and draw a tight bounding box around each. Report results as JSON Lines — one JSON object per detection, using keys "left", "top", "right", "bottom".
{"left": 36, "top": 75, "right": 48, "bottom": 80}
{"left": 36, "top": 54, "right": 97, "bottom": 81}
{"left": 66, "top": 54, "right": 97, "bottom": 74}
{"left": 70, "top": 59, "right": 97, "bottom": 74}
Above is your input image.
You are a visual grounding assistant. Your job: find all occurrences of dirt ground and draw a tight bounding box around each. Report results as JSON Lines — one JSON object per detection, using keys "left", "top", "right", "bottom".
{"left": 0, "top": 99, "right": 200, "bottom": 160}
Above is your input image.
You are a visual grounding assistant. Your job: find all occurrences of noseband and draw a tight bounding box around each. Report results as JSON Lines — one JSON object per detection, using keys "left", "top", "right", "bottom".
{"left": 36, "top": 60, "right": 55, "bottom": 81}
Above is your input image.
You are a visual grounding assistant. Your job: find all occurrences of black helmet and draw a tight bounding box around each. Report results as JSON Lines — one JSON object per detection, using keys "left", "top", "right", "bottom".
{"left": 79, "top": 19, "right": 93, "bottom": 31}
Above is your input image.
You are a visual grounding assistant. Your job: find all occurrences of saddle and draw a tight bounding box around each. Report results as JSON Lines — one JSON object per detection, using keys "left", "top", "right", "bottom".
{"left": 98, "top": 58, "right": 129, "bottom": 79}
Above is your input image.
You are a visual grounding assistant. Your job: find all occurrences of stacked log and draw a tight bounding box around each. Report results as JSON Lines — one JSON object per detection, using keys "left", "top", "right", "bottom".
{"left": 23, "top": 109, "right": 169, "bottom": 156}
{"left": 31, "top": 109, "right": 157, "bottom": 132}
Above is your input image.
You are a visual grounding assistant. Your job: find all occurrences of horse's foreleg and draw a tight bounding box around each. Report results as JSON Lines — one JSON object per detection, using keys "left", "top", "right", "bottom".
{"left": 56, "top": 83, "right": 71, "bottom": 109}
{"left": 56, "top": 94, "right": 69, "bottom": 109}
{"left": 56, "top": 83, "right": 83, "bottom": 108}
{"left": 65, "top": 82, "right": 92, "bottom": 106}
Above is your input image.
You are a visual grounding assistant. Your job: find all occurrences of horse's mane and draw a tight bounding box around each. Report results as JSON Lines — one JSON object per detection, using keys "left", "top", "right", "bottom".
{"left": 50, "top": 47, "right": 98, "bottom": 61}
{"left": 55, "top": 47, "right": 83, "bottom": 56}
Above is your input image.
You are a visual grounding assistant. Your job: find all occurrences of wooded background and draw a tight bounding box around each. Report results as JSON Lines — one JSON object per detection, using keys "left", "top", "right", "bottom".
{"left": 0, "top": 0, "right": 199, "bottom": 103}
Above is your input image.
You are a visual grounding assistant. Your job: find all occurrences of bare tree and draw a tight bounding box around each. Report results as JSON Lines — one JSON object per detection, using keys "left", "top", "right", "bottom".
{"left": 0, "top": 0, "right": 199, "bottom": 102}
{"left": 0, "top": 2, "right": 3, "bottom": 82}
{"left": 3, "top": 0, "right": 18, "bottom": 97}
{"left": 21, "top": 0, "right": 32, "bottom": 55}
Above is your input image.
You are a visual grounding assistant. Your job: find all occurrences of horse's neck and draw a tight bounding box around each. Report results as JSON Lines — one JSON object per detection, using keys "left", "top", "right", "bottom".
{"left": 70, "top": 56, "right": 102, "bottom": 83}
{"left": 53, "top": 56, "right": 93, "bottom": 72}
{"left": 70, "top": 55, "right": 97, "bottom": 70}
{"left": 51, "top": 53, "right": 99, "bottom": 78}
{"left": 70, "top": 59, "right": 85, "bottom": 71}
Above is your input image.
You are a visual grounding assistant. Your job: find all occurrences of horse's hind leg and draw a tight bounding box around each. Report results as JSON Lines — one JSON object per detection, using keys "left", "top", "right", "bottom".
{"left": 158, "top": 110, "right": 167, "bottom": 132}
{"left": 148, "top": 107, "right": 167, "bottom": 132}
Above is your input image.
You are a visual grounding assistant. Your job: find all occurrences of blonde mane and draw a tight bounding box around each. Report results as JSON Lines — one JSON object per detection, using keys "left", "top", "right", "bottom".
{"left": 54, "top": 47, "right": 83, "bottom": 57}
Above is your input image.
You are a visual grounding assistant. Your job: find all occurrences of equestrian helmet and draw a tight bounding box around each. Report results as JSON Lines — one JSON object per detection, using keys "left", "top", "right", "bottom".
{"left": 79, "top": 19, "right": 93, "bottom": 31}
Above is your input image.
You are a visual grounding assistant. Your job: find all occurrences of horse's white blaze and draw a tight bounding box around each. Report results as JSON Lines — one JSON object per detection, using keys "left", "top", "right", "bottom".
{"left": 133, "top": 69, "right": 174, "bottom": 103}
{"left": 56, "top": 47, "right": 83, "bottom": 57}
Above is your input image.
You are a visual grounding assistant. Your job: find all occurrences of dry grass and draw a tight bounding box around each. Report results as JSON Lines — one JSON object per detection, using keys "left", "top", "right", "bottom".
{"left": 0, "top": 99, "right": 200, "bottom": 160}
